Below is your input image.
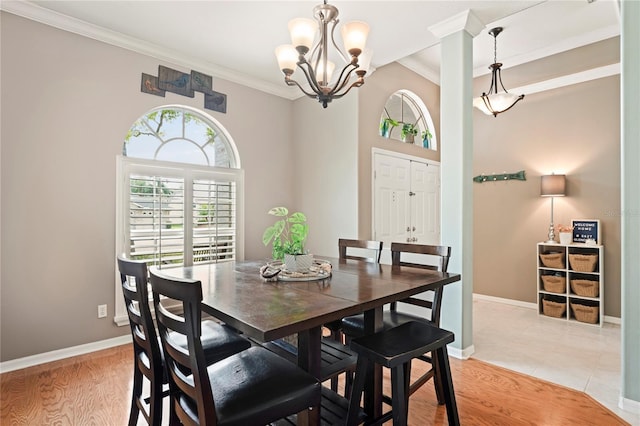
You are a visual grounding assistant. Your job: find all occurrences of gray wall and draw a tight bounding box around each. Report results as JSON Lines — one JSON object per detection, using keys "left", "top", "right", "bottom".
{"left": 0, "top": 12, "right": 292, "bottom": 361}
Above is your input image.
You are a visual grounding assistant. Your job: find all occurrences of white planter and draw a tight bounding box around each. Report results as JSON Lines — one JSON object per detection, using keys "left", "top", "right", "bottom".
{"left": 284, "top": 253, "right": 313, "bottom": 272}
{"left": 559, "top": 232, "right": 572, "bottom": 245}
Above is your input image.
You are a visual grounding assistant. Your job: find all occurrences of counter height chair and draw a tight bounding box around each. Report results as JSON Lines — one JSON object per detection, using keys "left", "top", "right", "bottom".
{"left": 341, "top": 242, "right": 452, "bottom": 402}
{"left": 325, "top": 239, "right": 384, "bottom": 340}
{"left": 324, "top": 239, "right": 383, "bottom": 391}
{"left": 346, "top": 321, "right": 459, "bottom": 426}
{"left": 149, "top": 269, "right": 321, "bottom": 426}
{"left": 117, "top": 256, "right": 251, "bottom": 426}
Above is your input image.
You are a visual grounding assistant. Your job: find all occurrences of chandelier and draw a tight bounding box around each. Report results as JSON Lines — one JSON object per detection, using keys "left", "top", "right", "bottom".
{"left": 275, "top": 0, "right": 372, "bottom": 108}
{"left": 473, "top": 27, "right": 524, "bottom": 117}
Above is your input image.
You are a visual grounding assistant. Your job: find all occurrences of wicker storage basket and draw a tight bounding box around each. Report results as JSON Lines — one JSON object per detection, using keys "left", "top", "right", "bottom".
{"left": 542, "top": 299, "right": 566, "bottom": 318}
{"left": 541, "top": 275, "right": 566, "bottom": 293}
{"left": 570, "top": 302, "right": 599, "bottom": 324}
{"left": 570, "top": 279, "right": 599, "bottom": 297}
{"left": 568, "top": 254, "right": 598, "bottom": 272}
{"left": 540, "top": 252, "right": 565, "bottom": 269}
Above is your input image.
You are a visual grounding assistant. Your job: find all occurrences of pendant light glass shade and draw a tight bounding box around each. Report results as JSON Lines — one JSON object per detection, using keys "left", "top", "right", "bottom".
{"left": 474, "top": 27, "right": 524, "bottom": 117}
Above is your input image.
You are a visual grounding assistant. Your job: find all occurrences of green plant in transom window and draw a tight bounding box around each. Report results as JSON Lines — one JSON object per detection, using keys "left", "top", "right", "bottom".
{"left": 379, "top": 117, "right": 399, "bottom": 138}
{"left": 401, "top": 123, "right": 418, "bottom": 141}
{"left": 262, "top": 207, "right": 309, "bottom": 261}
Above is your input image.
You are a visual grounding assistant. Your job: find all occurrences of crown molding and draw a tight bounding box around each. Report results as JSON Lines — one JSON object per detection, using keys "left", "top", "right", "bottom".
{"left": 428, "top": 9, "right": 485, "bottom": 39}
{"left": 0, "top": 1, "right": 297, "bottom": 100}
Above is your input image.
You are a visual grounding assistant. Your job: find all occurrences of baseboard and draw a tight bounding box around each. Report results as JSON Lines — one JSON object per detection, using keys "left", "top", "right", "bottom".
{"left": 473, "top": 293, "right": 622, "bottom": 325}
{"left": 619, "top": 395, "right": 640, "bottom": 414}
{"left": 0, "top": 335, "right": 131, "bottom": 374}
{"left": 472, "top": 293, "right": 537, "bottom": 310}
{"left": 604, "top": 315, "right": 621, "bottom": 325}
{"left": 448, "top": 344, "right": 475, "bottom": 360}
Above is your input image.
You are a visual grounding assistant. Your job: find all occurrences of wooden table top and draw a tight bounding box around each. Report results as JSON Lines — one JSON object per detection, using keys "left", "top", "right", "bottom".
{"left": 158, "top": 258, "right": 461, "bottom": 343}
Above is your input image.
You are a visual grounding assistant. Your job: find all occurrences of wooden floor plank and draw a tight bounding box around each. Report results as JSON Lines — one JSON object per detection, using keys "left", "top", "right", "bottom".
{"left": 0, "top": 344, "right": 630, "bottom": 425}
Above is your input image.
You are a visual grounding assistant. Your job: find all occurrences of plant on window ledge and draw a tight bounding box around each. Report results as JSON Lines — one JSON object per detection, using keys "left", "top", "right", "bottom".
{"left": 401, "top": 123, "right": 418, "bottom": 143}
{"left": 379, "top": 117, "right": 399, "bottom": 138}
{"left": 421, "top": 128, "right": 432, "bottom": 148}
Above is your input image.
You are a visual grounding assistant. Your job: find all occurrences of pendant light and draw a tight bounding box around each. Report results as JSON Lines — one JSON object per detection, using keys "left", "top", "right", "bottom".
{"left": 473, "top": 27, "right": 524, "bottom": 117}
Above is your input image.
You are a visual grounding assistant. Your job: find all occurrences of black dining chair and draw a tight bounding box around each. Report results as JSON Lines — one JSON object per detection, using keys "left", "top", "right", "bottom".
{"left": 325, "top": 239, "right": 384, "bottom": 338}
{"left": 341, "top": 242, "right": 452, "bottom": 402}
{"left": 346, "top": 321, "right": 459, "bottom": 426}
{"left": 149, "top": 268, "right": 321, "bottom": 426}
{"left": 117, "top": 256, "right": 251, "bottom": 426}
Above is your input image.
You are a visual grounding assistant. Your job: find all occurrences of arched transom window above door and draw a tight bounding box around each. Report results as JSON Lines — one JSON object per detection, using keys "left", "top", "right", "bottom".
{"left": 379, "top": 90, "right": 437, "bottom": 150}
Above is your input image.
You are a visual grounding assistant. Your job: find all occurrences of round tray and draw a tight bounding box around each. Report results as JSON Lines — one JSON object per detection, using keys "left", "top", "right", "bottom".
{"left": 265, "top": 260, "right": 332, "bottom": 281}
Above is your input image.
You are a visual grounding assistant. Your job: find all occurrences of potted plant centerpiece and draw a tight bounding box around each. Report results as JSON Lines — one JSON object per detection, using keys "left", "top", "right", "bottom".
{"left": 401, "top": 123, "right": 418, "bottom": 143}
{"left": 262, "top": 206, "right": 313, "bottom": 272}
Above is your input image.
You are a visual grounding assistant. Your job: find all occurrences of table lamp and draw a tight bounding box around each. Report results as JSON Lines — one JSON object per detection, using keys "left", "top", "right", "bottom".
{"left": 541, "top": 174, "right": 566, "bottom": 243}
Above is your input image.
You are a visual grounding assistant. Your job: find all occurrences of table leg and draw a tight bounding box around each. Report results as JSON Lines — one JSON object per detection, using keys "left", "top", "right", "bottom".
{"left": 297, "top": 327, "right": 322, "bottom": 426}
{"left": 363, "top": 307, "right": 383, "bottom": 418}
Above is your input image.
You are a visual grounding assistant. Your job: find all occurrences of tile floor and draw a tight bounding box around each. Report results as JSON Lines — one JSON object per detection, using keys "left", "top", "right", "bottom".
{"left": 472, "top": 296, "right": 639, "bottom": 425}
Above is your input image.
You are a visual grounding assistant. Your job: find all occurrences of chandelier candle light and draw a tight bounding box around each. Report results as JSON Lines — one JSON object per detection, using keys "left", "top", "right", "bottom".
{"left": 275, "top": 0, "right": 371, "bottom": 108}
{"left": 473, "top": 27, "right": 525, "bottom": 117}
{"left": 541, "top": 174, "right": 567, "bottom": 243}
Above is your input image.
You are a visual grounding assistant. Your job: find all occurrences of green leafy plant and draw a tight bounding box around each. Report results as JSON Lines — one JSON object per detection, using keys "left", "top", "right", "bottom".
{"left": 421, "top": 128, "right": 432, "bottom": 141}
{"left": 262, "top": 207, "right": 309, "bottom": 260}
{"left": 379, "top": 117, "right": 399, "bottom": 137}
{"left": 401, "top": 123, "right": 418, "bottom": 140}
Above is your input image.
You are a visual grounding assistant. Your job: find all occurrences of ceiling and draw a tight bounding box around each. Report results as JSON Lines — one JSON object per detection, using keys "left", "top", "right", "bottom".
{"left": 4, "top": 1, "right": 620, "bottom": 99}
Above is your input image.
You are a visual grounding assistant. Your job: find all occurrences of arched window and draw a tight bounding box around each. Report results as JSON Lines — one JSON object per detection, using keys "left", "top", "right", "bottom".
{"left": 124, "top": 106, "right": 239, "bottom": 167}
{"left": 379, "top": 90, "right": 438, "bottom": 150}
{"left": 117, "top": 106, "right": 243, "bottom": 271}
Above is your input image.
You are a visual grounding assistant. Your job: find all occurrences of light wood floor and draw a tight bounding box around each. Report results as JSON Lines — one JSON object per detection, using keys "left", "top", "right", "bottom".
{"left": 0, "top": 344, "right": 629, "bottom": 425}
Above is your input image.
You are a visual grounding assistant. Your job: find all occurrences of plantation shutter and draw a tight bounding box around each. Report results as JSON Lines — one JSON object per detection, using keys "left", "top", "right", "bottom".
{"left": 123, "top": 162, "right": 237, "bottom": 268}
{"left": 192, "top": 179, "right": 236, "bottom": 263}
{"left": 128, "top": 174, "right": 186, "bottom": 266}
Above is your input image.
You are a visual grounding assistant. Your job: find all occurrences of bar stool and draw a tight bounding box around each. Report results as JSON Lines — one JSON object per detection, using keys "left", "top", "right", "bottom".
{"left": 346, "top": 321, "right": 460, "bottom": 426}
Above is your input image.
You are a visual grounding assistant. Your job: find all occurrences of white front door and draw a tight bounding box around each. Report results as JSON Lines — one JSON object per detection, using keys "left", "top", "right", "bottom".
{"left": 373, "top": 152, "right": 440, "bottom": 246}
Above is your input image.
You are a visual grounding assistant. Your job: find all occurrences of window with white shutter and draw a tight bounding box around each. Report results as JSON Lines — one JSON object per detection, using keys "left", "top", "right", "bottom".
{"left": 114, "top": 106, "right": 243, "bottom": 325}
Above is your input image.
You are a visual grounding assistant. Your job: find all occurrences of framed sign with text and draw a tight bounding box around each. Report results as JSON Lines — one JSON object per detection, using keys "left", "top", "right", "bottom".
{"left": 571, "top": 219, "right": 601, "bottom": 244}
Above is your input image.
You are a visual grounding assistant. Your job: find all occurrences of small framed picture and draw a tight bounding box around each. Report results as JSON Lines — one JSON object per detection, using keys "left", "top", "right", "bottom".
{"left": 571, "top": 219, "right": 600, "bottom": 244}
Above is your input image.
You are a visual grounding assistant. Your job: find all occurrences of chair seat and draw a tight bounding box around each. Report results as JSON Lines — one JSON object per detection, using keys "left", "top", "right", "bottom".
{"left": 350, "top": 321, "right": 454, "bottom": 368}
{"left": 167, "top": 319, "right": 251, "bottom": 365}
{"left": 341, "top": 310, "right": 430, "bottom": 339}
{"left": 179, "top": 346, "right": 320, "bottom": 425}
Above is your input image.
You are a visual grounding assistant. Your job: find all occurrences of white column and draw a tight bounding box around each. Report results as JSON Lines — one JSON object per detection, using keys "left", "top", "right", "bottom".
{"left": 429, "top": 11, "right": 483, "bottom": 357}
{"left": 620, "top": 0, "right": 640, "bottom": 413}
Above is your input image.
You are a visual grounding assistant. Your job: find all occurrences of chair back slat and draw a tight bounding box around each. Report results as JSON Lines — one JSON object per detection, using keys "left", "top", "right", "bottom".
{"left": 339, "top": 238, "right": 383, "bottom": 263}
{"left": 390, "top": 243, "right": 452, "bottom": 326}
{"left": 149, "top": 269, "right": 217, "bottom": 426}
{"left": 117, "top": 256, "right": 163, "bottom": 377}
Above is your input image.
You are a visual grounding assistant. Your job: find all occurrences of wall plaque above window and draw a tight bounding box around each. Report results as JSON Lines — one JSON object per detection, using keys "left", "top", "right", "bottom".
{"left": 140, "top": 66, "right": 227, "bottom": 114}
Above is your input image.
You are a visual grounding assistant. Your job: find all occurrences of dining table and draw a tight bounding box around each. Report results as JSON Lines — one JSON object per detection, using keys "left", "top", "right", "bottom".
{"left": 158, "top": 257, "right": 461, "bottom": 425}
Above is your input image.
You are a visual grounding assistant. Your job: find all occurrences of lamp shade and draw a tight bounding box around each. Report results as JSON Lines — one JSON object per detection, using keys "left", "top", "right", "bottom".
{"left": 341, "top": 21, "right": 369, "bottom": 55}
{"left": 541, "top": 174, "right": 566, "bottom": 197}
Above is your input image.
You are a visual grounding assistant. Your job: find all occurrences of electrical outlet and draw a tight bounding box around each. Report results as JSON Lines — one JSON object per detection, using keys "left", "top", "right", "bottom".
{"left": 98, "top": 304, "right": 107, "bottom": 318}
